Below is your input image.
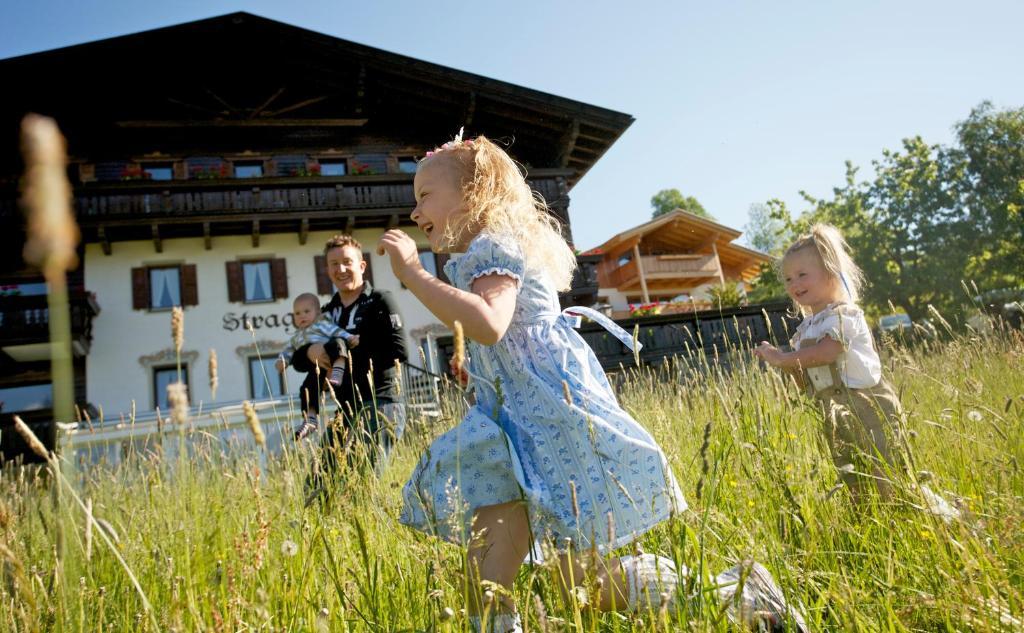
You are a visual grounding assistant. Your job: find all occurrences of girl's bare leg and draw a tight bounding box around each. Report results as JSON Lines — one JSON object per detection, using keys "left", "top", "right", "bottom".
{"left": 556, "top": 551, "right": 633, "bottom": 611}
{"left": 466, "top": 501, "right": 531, "bottom": 616}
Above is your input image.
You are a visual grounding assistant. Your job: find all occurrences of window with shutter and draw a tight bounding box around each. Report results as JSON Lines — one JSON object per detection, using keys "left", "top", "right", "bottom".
{"left": 225, "top": 261, "right": 244, "bottom": 303}
{"left": 134, "top": 265, "right": 196, "bottom": 310}
{"left": 132, "top": 267, "right": 150, "bottom": 310}
{"left": 314, "top": 255, "right": 332, "bottom": 295}
{"left": 362, "top": 252, "right": 374, "bottom": 286}
{"left": 181, "top": 264, "right": 198, "bottom": 306}
{"left": 149, "top": 267, "right": 181, "bottom": 310}
{"left": 241, "top": 261, "right": 273, "bottom": 303}
{"left": 270, "top": 259, "right": 288, "bottom": 300}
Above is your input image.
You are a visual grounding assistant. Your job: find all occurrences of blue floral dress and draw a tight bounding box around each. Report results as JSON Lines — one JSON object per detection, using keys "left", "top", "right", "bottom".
{"left": 399, "top": 233, "right": 686, "bottom": 551}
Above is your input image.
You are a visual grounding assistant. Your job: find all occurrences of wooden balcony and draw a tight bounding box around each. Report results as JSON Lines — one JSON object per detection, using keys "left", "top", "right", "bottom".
{"left": 600, "top": 254, "right": 721, "bottom": 292}
{"left": 0, "top": 293, "right": 101, "bottom": 355}
{"left": 0, "top": 171, "right": 569, "bottom": 248}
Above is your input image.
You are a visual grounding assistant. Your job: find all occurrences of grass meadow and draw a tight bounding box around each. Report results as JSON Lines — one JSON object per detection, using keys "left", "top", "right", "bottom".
{"left": 1, "top": 321, "right": 1022, "bottom": 632}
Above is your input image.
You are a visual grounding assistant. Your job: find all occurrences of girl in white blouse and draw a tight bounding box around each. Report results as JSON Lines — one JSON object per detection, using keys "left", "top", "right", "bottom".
{"left": 753, "top": 224, "right": 904, "bottom": 501}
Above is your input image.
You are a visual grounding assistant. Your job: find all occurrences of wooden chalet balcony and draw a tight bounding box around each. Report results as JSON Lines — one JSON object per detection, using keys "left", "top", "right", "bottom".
{"left": 0, "top": 293, "right": 101, "bottom": 355}
{"left": 601, "top": 254, "right": 721, "bottom": 291}
{"left": 0, "top": 171, "right": 568, "bottom": 246}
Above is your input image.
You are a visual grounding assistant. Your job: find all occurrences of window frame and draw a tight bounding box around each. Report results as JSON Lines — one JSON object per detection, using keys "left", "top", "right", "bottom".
{"left": 148, "top": 265, "right": 183, "bottom": 312}
{"left": 152, "top": 364, "right": 188, "bottom": 412}
{"left": 233, "top": 161, "right": 264, "bottom": 179}
{"left": 141, "top": 162, "right": 174, "bottom": 181}
{"left": 241, "top": 259, "right": 275, "bottom": 305}
{"left": 397, "top": 156, "right": 418, "bottom": 174}
{"left": 248, "top": 356, "right": 286, "bottom": 400}
{"left": 318, "top": 158, "right": 348, "bottom": 177}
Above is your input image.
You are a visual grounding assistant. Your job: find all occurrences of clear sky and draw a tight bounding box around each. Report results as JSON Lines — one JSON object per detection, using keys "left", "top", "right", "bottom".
{"left": 3, "top": 0, "right": 1022, "bottom": 250}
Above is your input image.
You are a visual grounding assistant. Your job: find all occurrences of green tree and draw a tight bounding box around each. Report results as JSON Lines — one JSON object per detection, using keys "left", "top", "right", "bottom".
{"left": 757, "top": 103, "right": 1024, "bottom": 320}
{"left": 650, "top": 188, "right": 714, "bottom": 219}
{"left": 744, "top": 202, "right": 790, "bottom": 255}
{"left": 954, "top": 102, "right": 1024, "bottom": 290}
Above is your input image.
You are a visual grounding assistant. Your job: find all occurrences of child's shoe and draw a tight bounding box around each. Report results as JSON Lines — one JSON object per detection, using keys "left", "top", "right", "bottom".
{"left": 294, "top": 415, "right": 318, "bottom": 440}
{"left": 468, "top": 612, "right": 522, "bottom": 633}
{"left": 715, "top": 561, "right": 808, "bottom": 632}
{"left": 621, "top": 553, "right": 682, "bottom": 611}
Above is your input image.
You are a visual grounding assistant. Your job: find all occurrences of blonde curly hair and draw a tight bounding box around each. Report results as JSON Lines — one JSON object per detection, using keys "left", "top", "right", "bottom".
{"left": 418, "top": 135, "right": 577, "bottom": 291}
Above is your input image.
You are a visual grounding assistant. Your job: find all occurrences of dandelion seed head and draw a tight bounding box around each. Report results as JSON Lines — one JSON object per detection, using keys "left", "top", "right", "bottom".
{"left": 280, "top": 539, "right": 298, "bottom": 557}
{"left": 967, "top": 409, "right": 983, "bottom": 422}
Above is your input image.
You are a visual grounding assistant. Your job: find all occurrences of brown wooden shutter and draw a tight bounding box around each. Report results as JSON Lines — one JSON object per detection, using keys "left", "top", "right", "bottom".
{"left": 362, "top": 252, "right": 374, "bottom": 285}
{"left": 435, "top": 253, "right": 451, "bottom": 284}
{"left": 225, "top": 261, "right": 244, "bottom": 302}
{"left": 314, "top": 255, "right": 332, "bottom": 295}
{"left": 131, "top": 267, "right": 150, "bottom": 310}
{"left": 181, "top": 264, "right": 198, "bottom": 306}
{"left": 270, "top": 258, "right": 288, "bottom": 299}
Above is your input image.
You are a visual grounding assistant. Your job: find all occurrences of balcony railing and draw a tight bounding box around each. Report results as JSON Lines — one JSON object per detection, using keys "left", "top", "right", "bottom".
{"left": 0, "top": 172, "right": 568, "bottom": 224}
{"left": 602, "top": 254, "right": 720, "bottom": 290}
{"left": 0, "top": 293, "right": 101, "bottom": 353}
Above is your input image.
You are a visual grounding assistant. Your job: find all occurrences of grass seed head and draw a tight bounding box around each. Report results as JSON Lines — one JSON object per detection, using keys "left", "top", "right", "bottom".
{"left": 171, "top": 307, "right": 184, "bottom": 353}
{"left": 12, "top": 415, "right": 49, "bottom": 460}
{"left": 208, "top": 349, "right": 219, "bottom": 400}
{"left": 20, "top": 114, "right": 78, "bottom": 276}
{"left": 167, "top": 382, "right": 189, "bottom": 427}
{"left": 242, "top": 401, "right": 266, "bottom": 448}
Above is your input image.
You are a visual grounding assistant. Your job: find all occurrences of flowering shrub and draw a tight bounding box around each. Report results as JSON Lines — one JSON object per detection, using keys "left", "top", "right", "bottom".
{"left": 119, "top": 166, "right": 150, "bottom": 181}
{"left": 289, "top": 164, "right": 322, "bottom": 177}
{"left": 628, "top": 302, "right": 664, "bottom": 317}
{"left": 190, "top": 164, "right": 231, "bottom": 180}
{"left": 349, "top": 160, "right": 376, "bottom": 176}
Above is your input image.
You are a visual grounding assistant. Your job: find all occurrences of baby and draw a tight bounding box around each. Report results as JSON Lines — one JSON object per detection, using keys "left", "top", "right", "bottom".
{"left": 276, "top": 293, "right": 360, "bottom": 438}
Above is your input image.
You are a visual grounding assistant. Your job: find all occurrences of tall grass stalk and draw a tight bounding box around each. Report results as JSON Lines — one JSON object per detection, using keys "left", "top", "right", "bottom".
{"left": 2, "top": 315, "right": 1022, "bottom": 630}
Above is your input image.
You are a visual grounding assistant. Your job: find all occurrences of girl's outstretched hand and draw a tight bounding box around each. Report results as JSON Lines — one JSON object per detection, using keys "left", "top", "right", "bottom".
{"left": 753, "top": 341, "right": 785, "bottom": 366}
{"left": 377, "top": 229, "right": 422, "bottom": 283}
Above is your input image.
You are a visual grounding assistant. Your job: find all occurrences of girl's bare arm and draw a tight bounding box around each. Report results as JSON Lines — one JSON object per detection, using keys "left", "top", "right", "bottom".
{"left": 378, "top": 229, "right": 517, "bottom": 345}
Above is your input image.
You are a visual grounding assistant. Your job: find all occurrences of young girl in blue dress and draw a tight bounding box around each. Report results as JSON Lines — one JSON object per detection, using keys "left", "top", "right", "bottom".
{"left": 377, "top": 133, "right": 804, "bottom": 632}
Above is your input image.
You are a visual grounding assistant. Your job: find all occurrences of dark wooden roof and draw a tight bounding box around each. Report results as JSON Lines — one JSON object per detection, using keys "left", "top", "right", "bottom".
{"left": 0, "top": 12, "right": 633, "bottom": 187}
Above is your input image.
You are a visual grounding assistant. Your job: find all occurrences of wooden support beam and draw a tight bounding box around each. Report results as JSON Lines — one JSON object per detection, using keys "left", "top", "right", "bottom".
{"left": 388, "top": 213, "right": 399, "bottom": 229}
{"left": 203, "top": 222, "right": 212, "bottom": 250}
{"left": 98, "top": 225, "right": 111, "bottom": 256}
{"left": 151, "top": 224, "right": 162, "bottom": 253}
{"left": 344, "top": 215, "right": 355, "bottom": 234}
{"left": 299, "top": 218, "right": 309, "bottom": 245}
{"left": 558, "top": 119, "right": 580, "bottom": 169}
{"left": 633, "top": 243, "right": 650, "bottom": 304}
{"left": 710, "top": 241, "right": 726, "bottom": 286}
{"left": 251, "top": 220, "right": 260, "bottom": 248}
